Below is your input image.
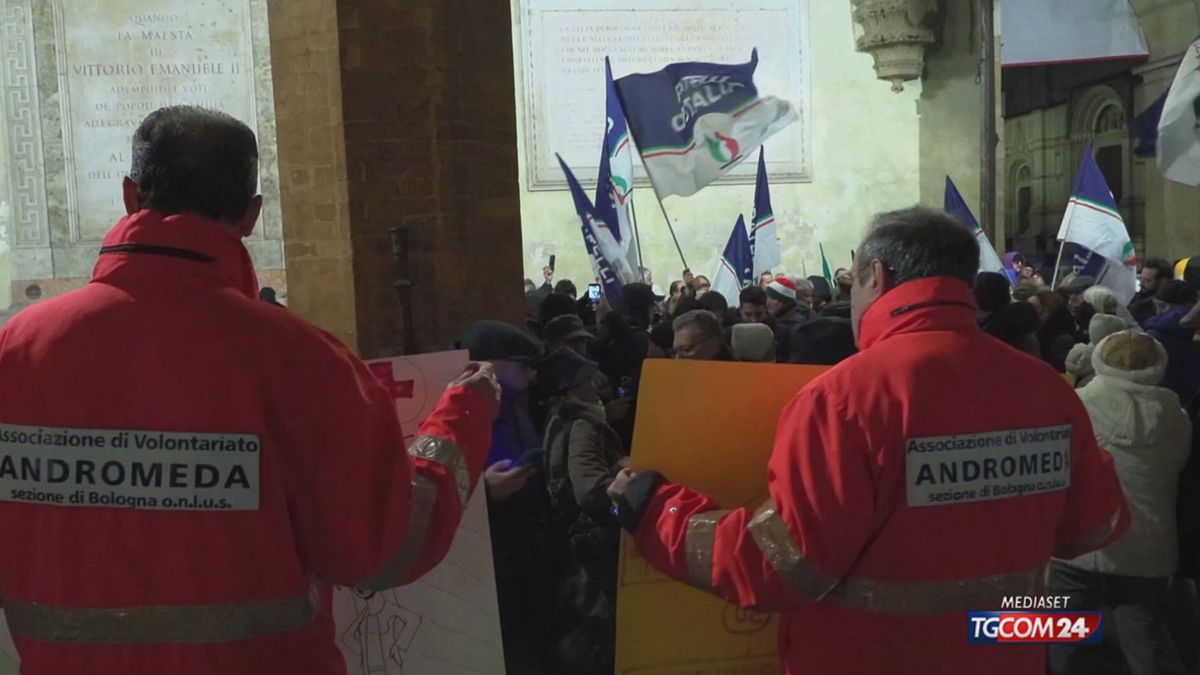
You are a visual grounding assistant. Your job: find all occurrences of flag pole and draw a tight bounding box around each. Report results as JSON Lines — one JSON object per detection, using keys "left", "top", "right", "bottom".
{"left": 649, "top": 182, "right": 689, "bottom": 270}
{"left": 626, "top": 195, "right": 646, "bottom": 279}
{"left": 1050, "top": 241, "right": 1068, "bottom": 289}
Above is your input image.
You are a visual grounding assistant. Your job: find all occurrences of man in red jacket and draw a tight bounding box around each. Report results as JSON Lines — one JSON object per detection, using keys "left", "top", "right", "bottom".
{"left": 0, "top": 106, "right": 499, "bottom": 675}
{"left": 610, "top": 207, "right": 1129, "bottom": 675}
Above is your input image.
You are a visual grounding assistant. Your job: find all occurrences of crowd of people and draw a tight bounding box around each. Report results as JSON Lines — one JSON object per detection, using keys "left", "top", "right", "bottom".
{"left": 6, "top": 104, "right": 1199, "bottom": 675}
{"left": 465, "top": 242, "right": 1200, "bottom": 675}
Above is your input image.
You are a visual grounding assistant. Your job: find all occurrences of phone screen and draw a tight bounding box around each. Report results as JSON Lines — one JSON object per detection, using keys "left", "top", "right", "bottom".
{"left": 588, "top": 284, "right": 602, "bottom": 302}
{"left": 549, "top": 255, "right": 556, "bottom": 271}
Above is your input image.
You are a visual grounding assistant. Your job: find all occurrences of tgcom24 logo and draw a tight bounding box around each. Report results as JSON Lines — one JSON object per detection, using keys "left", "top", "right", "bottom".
{"left": 967, "top": 596, "right": 1102, "bottom": 645}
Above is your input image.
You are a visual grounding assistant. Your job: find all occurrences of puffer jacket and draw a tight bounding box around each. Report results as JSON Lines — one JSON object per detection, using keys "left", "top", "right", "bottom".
{"left": 1065, "top": 337, "right": 1192, "bottom": 577}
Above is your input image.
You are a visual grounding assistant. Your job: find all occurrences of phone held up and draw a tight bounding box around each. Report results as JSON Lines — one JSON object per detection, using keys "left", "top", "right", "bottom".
{"left": 587, "top": 283, "right": 602, "bottom": 304}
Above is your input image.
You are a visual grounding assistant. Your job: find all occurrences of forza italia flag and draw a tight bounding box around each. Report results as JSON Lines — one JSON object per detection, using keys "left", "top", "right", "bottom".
{"left": 1057, "top": 143, "right": 1138, "bottom": 305}
{"left": 614, "top": 49, "right": 797, "bottom": 198}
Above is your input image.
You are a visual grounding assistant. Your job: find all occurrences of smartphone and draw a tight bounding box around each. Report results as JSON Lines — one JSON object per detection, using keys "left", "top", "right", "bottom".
{"left": 515, "top": 448, "right": 544, "bottom": 470}
{"left": 587, "top": 283, "right": 602, "bottom": 303}
{"left": 549, "top": 255, "right": 556, "bottom": 272}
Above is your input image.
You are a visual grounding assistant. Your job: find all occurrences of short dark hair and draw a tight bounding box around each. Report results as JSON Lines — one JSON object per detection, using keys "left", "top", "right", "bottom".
{"left": 671, "top": 297, "right": 703, "bottom": 319}
{"left": 739, "top": 285, "right": 767, "bottom": 307}
{"left": 974, "top": 272, "right": 1012, "bottom": 313}
{"left": 621, "top": 283, "right": 657, "bottom": 325}
{"left": 672, "top": 310, "right": 722, "bottom": 339}
{"left": 1157, "top": 279, "right": 1198, "bottom": 306}
{"left": 698, "top": 290, "right": 729, "bottom": 315}
{"left": 554, "top": 279, "right": 577, "bottom": 298}
{"left": 1142, "top": 258, "right": 1172, "bottom": 280}
{"left": 855, "top": 207, "right": 979, "bottom": 286}
{"left": 539, "top": 292, "right": 577, "bottom": 326}
{"left": 130, "top": 106, "right": 259, "bottom": 223}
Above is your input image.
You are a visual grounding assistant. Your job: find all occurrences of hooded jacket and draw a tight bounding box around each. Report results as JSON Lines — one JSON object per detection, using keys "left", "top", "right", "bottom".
{"left": 619, "top": 277, "right": 1128, "bottom": 675}
{"left": 1064, "top": 334, "right": 1191, "bottom": 577}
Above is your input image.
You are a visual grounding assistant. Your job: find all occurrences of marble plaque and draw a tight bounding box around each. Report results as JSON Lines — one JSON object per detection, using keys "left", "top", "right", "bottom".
{"left": 55, "top": 0, "right": 260, "bottom": 243}
{"left": 518, "top": 0, "right": 811, "bottom": 190}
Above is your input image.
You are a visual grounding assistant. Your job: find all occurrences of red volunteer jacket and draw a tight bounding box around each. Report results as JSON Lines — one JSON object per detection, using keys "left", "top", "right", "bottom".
{"left": 0, "top": 211, "right": 492, "bottom": 675}
{"left": 624, "top": 277, "right": 1128, "bottom": 675}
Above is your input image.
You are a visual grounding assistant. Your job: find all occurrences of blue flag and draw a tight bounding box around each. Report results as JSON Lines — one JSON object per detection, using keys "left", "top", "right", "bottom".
{"left": 750, "top": 148, "right": 781, "bottom": 277}
{"left": 614, "top": 50, "right": 796, "bottom": 197}
{"left": 944, "top": 176, "right": 1005, "bottom": 276}
{"left": 557, "top": 154, "right": 631, "bottom": 308}
{"left": 712, "top": 215, "right": 753, "bottom": 307}
{"left": 595, "top": 57, "right": 636, "bottom": 270}
{"left": 1133, "top": 92, "right": 1167, "bottom": 158}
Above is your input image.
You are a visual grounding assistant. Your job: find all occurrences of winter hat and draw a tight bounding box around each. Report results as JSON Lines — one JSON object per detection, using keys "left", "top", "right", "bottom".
{"left": 732, "top": 323, "right": 776, "bottom": 362}
{"left": 974, "top": 272, "right": 1012, "bottom": 314}
{"left": 1088, "top": 313, "right": 1129, "bottom": 345}
{"left": 1058, "top": 274, "right": 1096, "bottom": 295}
{"left": 460, "top": 320, "right": 541, "bottom": 363}
{"left": 1082, "top": 286, "right": 1119, "bottom": 315}
{"left": 767, "top": 275, "right": 798, "bottom": 302}
{"left": 1093, "top": 329, "right": 1168, "bottom": 386}
{"left": 543, "top": 314, "right": 592, "bottom": 344}
{"left": 539, "top": 347, "right": 599, "bottom": 395}
{"left": 807, "top": 276, "right": 833, "bottom": 300}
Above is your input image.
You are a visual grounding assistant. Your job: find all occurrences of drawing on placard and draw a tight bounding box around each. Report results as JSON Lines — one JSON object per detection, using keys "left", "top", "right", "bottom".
{"left": 342, "top": 588, "right": 423, "bottom": 674}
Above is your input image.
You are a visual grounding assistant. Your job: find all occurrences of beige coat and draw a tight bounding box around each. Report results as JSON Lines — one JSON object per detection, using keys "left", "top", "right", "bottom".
{"left": 1063, "top": 338, "right": 1192, "bottom": 577}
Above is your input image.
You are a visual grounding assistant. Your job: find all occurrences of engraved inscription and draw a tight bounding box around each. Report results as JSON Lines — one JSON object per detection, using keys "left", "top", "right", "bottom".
{"left": 56, "top": 0, "right": 259, "bottom": 243}
{"left": 520, "top": 0, "right": 810, "bottom": 190}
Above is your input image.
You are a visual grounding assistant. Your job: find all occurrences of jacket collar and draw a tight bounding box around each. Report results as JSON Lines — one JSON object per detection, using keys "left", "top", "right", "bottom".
{"left": 92, "top": 210, "right": 259, "bottom": 299}
{"left": 857, "top": 276, "right": 978, "bottom": 350}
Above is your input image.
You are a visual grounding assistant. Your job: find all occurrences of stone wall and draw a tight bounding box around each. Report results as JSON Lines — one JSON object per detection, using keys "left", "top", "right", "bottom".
{"left": 0, "top": 0, "right": 288, "bottom": 315}
{"left": 1002, "top": 0, "right": 1200, "bottom": 260}
{"left": 512, "top": 0, "right": 943, "bottom": 288}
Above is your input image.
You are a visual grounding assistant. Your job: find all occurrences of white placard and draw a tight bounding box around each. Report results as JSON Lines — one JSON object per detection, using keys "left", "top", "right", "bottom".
{"left": 519, "top": 0, "right": 811, "bottom": 190}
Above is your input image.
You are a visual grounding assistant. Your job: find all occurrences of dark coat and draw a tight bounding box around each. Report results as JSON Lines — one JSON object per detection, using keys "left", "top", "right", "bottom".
{"left": 773, "top": 302, "right": 813, "bottom": 363}
{"left": 1129, "top": 288, "right": 1158, "bottom": 326}
{"left": 1146, "top": 306, "right": 1200, "bottom": 405}
{"left": 787, "top": 317, "right": 858, "bottom": 365}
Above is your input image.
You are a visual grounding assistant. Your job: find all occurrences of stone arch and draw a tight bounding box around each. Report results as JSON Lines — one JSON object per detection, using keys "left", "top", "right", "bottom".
{"left": 1008, "top": 161, "right": 1035, "bottom": 237}
{"left": 1069, "top": 85, "right": 1130, "bottom": 210}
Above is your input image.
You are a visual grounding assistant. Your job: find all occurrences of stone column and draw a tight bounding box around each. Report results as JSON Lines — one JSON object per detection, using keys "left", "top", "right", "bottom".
{"left": 267, "top": 0, "right": 358, "bottom": 348}
{"left": 268, "top": 0, "right": 524, "bottom": 357}
{"left": 336, "top": 0, "right": 524, "bottom": 358}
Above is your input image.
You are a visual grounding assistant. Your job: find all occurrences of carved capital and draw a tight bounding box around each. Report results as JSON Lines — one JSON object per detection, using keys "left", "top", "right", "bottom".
{"left": 851, "top": 0, "right": 939, "bottom": 92}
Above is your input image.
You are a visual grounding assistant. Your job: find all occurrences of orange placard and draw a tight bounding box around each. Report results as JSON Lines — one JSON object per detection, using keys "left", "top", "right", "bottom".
{"left": 616, "top": 359, "right": 828, "bottom": 675}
